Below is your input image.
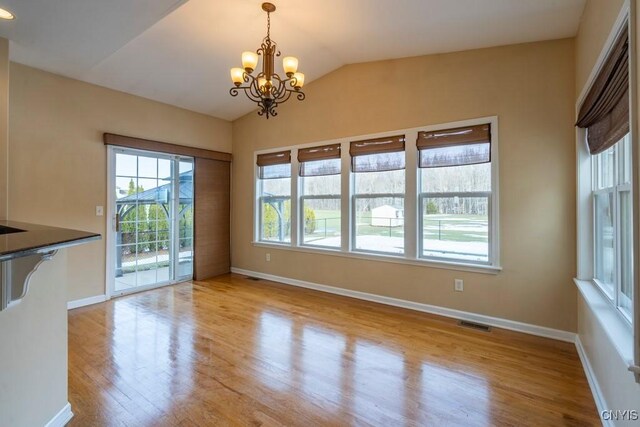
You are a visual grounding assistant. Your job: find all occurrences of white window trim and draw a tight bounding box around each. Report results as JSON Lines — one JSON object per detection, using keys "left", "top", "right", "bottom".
{"left": 591, "top": 138, "right": 632, "bottom": 316}
{"left": 352, "top": 192, "right": 406, "bottom": 256}
{"left": 253, "top": 116, "right": 501, "bottom": 274}
{"left": 299, "top": 194, "right": 341, "bottom": 249}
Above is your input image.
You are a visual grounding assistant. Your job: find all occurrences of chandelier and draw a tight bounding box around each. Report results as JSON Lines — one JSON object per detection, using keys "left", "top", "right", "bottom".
{"left": 229, "top": 2, "right": 305, "bottom": 119}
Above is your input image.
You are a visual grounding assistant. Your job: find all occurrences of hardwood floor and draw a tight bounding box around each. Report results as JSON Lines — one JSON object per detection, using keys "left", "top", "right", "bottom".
{"left": 68, "top": 274, "right": 598, "bottom": 426}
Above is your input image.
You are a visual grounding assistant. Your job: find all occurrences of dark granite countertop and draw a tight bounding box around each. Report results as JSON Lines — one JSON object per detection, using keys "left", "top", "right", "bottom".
{"left": 0, "top": 220, "right": 101, "bottom": 261}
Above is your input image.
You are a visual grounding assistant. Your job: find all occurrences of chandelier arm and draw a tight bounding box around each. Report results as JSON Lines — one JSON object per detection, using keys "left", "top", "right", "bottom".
{"left": 278, "top": 83, "right": 289, "bottom": 104}
{"left": 273, "top": 76, "right": 296, "bottom": 101}
{"left": 244, "top": 72, "right": 262, "bottom": 100}
{"left": 233, "top": 85, "right": 263, "bottom": 104}
{"left": 270, "top": 76, "right": 287, "bottom": 100}
{"left": 277, "top": 89, "right": 293, "bottom": 104}
{"left": 248, "top": 80, "right": 263, "bottom": 100}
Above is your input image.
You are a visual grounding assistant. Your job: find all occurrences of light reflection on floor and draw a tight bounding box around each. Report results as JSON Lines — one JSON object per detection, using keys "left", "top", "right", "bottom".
{"left": 109, "top": 289, "right": 195, "bottom": 425}
{"left": 255, "top": 310, "right": 487, "bottom": 425}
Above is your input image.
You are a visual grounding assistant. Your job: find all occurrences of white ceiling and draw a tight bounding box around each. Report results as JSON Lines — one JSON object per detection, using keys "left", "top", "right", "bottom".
{"left": 0, "top": 0, "right": 586, "bottom": 121}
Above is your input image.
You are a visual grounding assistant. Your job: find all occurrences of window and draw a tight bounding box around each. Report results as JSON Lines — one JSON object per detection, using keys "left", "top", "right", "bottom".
{"left": 592, "top": 134, "right": 632, "bottom": 319}
{"left": 351, "top": 135, "right": 406, "bottom": 255}
{"left": 253, "top": 117, "right": 500, "bottom": 272}
{"left": 257, "top": 151, "right": 291, "bottom": 243}
{"left": 299, "top": 144, "right": 341, "bottom": 248}
{"left": 418, "top": 124, "right": 492, "bottom": 264}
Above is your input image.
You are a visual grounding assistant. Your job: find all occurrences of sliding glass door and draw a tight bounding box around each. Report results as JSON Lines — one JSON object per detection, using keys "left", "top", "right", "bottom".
{"left": 111, "top": 148, "right": 193, "bottom": 295}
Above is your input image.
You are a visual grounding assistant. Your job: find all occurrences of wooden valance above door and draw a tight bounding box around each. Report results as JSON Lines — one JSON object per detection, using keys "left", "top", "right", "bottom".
{"left": 103, "top": 133, "right": 232, "bottom": 162}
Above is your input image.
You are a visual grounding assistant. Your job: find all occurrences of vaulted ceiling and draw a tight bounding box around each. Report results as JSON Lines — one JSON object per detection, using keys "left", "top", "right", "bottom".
{"left": 0, "top": 0, "right": 586, "bottom": 120}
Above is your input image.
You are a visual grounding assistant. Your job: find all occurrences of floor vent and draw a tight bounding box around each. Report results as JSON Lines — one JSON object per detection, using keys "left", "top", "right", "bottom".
{"left": 458, "top": 320, "right": 491, "bottom": 332}
{"left": 246, "top": 276, "right": 261, "bottom": 281}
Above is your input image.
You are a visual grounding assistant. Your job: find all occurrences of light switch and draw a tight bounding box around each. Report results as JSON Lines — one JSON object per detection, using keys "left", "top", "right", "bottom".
{"left": 96, "top": 206, "right": 104, "bottom": 216}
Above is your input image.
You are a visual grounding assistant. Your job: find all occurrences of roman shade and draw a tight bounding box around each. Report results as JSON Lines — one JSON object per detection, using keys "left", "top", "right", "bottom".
{"left": 349, "top": 135, "right": 405, "bottom": 172}
{"left": 194, "top": 158, "right": 230, "bottom": 280}
{"left": 256, "top": 150, "right": 291, "bottom": 166}
{"left": 257, "top": 150, "right": 291, "bottom": 179}
{"left": 298, "top": 144, "right": 341, "bottom": 176}
{"left": 576, "top": 26, "right": 629, "bottom": 155}
{"left": 417, "top": 124, "right": 491, "bottom": 168}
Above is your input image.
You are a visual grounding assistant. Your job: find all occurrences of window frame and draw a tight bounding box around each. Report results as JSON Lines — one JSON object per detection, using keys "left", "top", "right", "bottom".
{"left": 252, "top": 116, "right": 501, "bottom": 274}
{"left": 591, "top": 135, "right": 633, "bottom": 322}
{"left": 297, "top": 148, "right": 342, "bottom": 249}
{"left": 256, "top": 163, "right": 292, "bottom": 246}
{"left": 418, "top": 191, "right": 493, "bottom": 265}
{"left": 352, "top": 191, "right": 406, "bottom": 257}
{"left": 299, "top": 194, "right": 342, "bottom": 249}
{"left": 416, "top": 119, "right": 499, "bottom": 267}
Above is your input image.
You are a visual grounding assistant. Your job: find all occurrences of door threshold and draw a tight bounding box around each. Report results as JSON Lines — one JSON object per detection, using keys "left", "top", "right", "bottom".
{"left": 111, "top": 278, "right": 193, "bottom": 298}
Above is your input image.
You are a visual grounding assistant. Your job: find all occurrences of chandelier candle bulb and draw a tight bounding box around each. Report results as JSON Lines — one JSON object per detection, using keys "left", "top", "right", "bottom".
{"left": 283, "top": 56, "right": 299, "bottom": 76}
{"left": 0, "top": 8, "right": 14, "bottom": 20}
{"left": 230, "top": 68, "right": 244, "bottom": 86}
{"left": 293, "top": 72, "right": 305, "bottom": 89}
{"left": 242, "top": 51, "right": 258, "bottom": 73}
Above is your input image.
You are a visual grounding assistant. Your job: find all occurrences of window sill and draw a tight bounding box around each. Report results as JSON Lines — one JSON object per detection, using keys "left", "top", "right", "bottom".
{"left": 574, "top": 278, "right": 634, "bottom": 366}
{"left": 251, "top": 241, "right": 502, "bottom": 274}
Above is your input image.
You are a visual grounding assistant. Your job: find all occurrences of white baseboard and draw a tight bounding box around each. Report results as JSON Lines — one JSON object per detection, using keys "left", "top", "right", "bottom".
{"left": 67, "top": 294, "right": 107, "bottom": 310}
{"left": 45, "top": 402, "right": 73, "bottom": 427}
{"left": 230, "top": 267, "right": 577, "bottom": 343}
{"left": 575, "top": 336, "right": 608, "bottom": 427}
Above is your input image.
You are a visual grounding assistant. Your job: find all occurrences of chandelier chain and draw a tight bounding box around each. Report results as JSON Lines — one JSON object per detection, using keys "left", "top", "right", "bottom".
{"left": 266, "top": 11, "right": 271, "bottom": 40}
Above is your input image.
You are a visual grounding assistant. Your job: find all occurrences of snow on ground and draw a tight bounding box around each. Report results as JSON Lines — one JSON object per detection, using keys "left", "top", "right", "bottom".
{"left": 305, "top": 235, "right": 488, "bottom": 261}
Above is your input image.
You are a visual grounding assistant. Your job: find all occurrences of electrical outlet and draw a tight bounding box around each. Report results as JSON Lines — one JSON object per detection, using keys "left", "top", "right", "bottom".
{"left": 454, "top": 279, "right": 464, "bottom": 292}
{"left": 96, "top": 206, "right": 104, "bottom": 216}
{"left": 266, "top": 253, "right": 271, "bottom": 262}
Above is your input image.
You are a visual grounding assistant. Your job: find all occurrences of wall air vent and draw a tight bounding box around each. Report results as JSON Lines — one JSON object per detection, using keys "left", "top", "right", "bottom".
{"left": 458, "top": 320, "right": 492, "bottom": 332}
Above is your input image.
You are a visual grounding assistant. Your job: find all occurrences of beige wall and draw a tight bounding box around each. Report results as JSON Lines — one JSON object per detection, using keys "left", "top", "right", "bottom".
{"left": 0, "top": 252, "right": 69, "bottom": 427}
{"left": 8, "top": 64, "right": 232, "bottom": 301}
{"left": 232, "top": 39, "right": 578, "bottom": 332}
{"left": 575, "top": 0, "right": 626, "bottom": 94}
